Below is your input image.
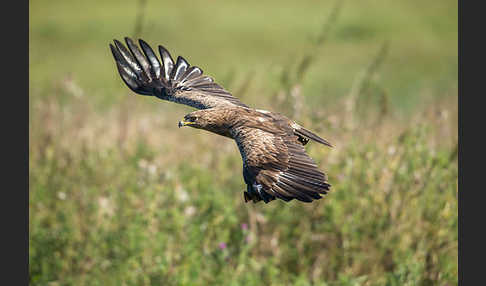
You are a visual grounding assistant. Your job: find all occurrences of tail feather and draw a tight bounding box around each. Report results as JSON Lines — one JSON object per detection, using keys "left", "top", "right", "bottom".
{"left": 294, "top": 126, "right": 333, "bottom": 147}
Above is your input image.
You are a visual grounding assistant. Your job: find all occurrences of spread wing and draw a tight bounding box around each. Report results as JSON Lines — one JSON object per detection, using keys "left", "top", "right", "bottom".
{"left": 232, "top": 126, "right": 331, "bottom": 203}
{"left": 110, "top": 37, "right": 249, "bottom": 109}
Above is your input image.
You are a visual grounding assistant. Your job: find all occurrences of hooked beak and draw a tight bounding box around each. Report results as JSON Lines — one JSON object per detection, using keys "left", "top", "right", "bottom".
{"left": 178, "top": 120, "right": 195, "bottom": 128}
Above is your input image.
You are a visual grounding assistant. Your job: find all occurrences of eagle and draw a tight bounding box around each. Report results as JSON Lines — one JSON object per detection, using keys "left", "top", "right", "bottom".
{"left": 110, "top": 37, "right": 333, "bottom": 204}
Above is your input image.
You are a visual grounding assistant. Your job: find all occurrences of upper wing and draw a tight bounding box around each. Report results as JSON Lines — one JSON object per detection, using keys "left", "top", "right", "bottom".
{"left": 109, "top": 37, "right": 249, "bottom": 109}
{"left": 232, "top": 126, "right": 331, "bottom": 203}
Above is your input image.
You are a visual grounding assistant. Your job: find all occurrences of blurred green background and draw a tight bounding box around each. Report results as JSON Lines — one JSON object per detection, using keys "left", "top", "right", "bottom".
{"left": 29, "top": 0, "right": 457, "bottom": 285}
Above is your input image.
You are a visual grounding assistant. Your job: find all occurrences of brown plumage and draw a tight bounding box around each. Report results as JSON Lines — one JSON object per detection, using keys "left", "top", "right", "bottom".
{"left": 110, "top": 37, "right": 333, "bottom": 204}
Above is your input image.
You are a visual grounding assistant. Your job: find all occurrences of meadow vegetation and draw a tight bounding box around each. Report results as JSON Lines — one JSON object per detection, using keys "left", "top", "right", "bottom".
{"left": 30, "top": 0, "right": 457, "bottom": 285}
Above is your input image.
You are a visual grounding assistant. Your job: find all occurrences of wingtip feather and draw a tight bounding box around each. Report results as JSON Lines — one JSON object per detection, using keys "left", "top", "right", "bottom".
{"left": 110, "top": 37, "right": 248, "bottom": 108}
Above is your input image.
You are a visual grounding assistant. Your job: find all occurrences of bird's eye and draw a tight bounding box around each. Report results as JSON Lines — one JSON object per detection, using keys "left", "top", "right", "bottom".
{"left": 185, "top": 115, "right": 197, "bottom": 122}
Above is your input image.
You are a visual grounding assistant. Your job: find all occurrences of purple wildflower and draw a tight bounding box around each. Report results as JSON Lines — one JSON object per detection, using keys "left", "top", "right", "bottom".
{"left": 218, "top": 242, "right": 227, "bottom": 250}
{"left": 241, "top": 223, "right": 248, "bottom": 231}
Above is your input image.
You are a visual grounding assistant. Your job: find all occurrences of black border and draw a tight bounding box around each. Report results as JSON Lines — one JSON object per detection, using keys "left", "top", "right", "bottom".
{"left": 459, "top": 1, "right": 483, "bottom": 285}
{"left": 3, "top": 0, "right": 28, "bottom": 284}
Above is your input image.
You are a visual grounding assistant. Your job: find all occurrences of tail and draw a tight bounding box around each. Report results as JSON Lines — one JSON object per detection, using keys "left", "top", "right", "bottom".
{"left": 294, "top": 125, "right": 333, "bottom": 147}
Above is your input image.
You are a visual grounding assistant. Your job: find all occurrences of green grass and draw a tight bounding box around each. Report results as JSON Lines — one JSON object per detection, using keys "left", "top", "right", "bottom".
{"left": 30, "top": 0, "right": 457, "bottom": 285}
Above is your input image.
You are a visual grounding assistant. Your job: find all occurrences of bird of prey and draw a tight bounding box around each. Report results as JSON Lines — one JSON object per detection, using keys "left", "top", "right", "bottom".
{"left": 110, "top": 37, "right": 333, "bottom": 204}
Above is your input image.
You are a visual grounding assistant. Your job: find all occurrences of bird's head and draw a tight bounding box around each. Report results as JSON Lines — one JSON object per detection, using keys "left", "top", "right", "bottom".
{"left": 178, "top": 112, "right": 202, "bottom": 129}
{"left": 178, "top": 109, "right": 227, "bottom": 131}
